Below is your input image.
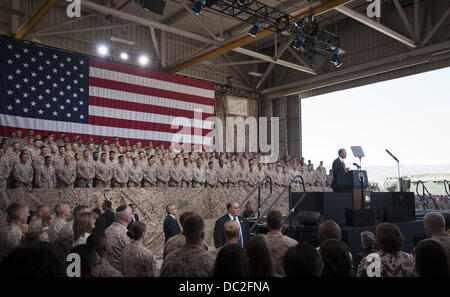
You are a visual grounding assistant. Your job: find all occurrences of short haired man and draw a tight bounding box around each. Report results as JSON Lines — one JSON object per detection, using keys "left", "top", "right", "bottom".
{"left": 28, "top": 205, "right": 50, "bottom": 233}
{"left": 105, "top": 205, "right": 133, "bottom": 271}
{"left": 48, "top": 203, "right": 70, "bottom": 241}
{"left": 264, "top": 210, "right": 298, "bottom": 276}
{"left": 331, "top": 149, "right": 350, "bottom": 192}
{"left": 423, "top": 212, "right": 450, "bottom": 270}
{"left": 163, "top": 204, "right": 181, "bottom": 243}
{"left": 59, "top": 205, "right": 90, "bottom": 241}
{"left": 160, "top": 214, "right": 216, "bottom": 277}
{"left": 0, "top": 202, "right": 29, "bottom": 260}
{"left": 357, "top": 231, "right": 377, "bottom": 265}
{"left": 13, "top": 151, "right": 33, "bottom": 189}
{"left": 112, "top": 155, "right": 129, "bottom": 188}
{"left": 213, "top": 200, "right": 250, "bottom": 248}
{"left": 318, "top": 220, "right": 342, "bottom": 247}
{"left": 87, "top": 234, "right": 123, "bottom": 277}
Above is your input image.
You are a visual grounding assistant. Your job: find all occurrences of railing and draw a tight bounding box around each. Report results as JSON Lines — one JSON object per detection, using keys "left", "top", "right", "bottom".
{"left": 249, "top": 175, "right": 306, "bottom": 233}
{"left": 444, "top": 180, "right": 450, "bottom": 196}
{"left": 415, "top": 180, "right": 440, "bottom": 210}
{"left": 239, "top": 176, "right": 273, "bottom": 219}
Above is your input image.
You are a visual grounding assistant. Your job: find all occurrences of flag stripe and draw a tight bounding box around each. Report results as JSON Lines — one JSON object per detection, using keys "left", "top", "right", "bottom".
{"left": 0, "top": 114, "right": 212, "bottom": 145}
{"left": 89, "top": 116, "right": 211, "bottom": 136}
{"left": 89, "top": 96, "right": 214, "bottom": 122}
{"left": 88, "top": 105, "right": 214, "bottom": 130}
{"left": 88, "top": 85, "right": 214, "bottom": 114}
{"left": 89, "top": 60, "right": 215, "bottom": 96}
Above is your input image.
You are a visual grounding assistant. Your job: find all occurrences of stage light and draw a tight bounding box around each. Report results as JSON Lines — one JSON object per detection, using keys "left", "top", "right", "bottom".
{"left": 138, "top": 55, "right": 149, "bottom": 65}
{"left": 97, "top": 45, "right": 109, "bottom": 56}
{"left": 330, "top": 49, "right": 342, "bottom": 68}
{"left": 120, "top": 52, "right": 129, "bottom": 60}
{"left": 192, "top": 0, "right": 206, "bottom": 15}
{"left": 249, "top": 22, "right": 261, "bottom": 37}
{"left": 294, "top": 16, "right": 306, "bottom": 28}
{"left": 292, "top": 36, "right": 305, "bottom": 50}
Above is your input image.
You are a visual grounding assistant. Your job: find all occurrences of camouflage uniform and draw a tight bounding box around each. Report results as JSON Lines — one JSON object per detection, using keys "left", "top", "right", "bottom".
{"left": 192, "top": 166, "right": 205, "bottom": 188}
{"left": 28, "top": 217, "right": 43, "bottom": 233}
{"left": 112, "top": 163, "right": 130, "bottom": 188}
{"left": 265, "top": 231, "right": 298, "bottom": 277}
{"left": 75, "top": 158, "right": 95, "bottom": 188}
{"left": 13, "top": 161, "right": 34, "bottom": 189}
{"left": 56, "top": 162, "right": 76, "bottom": 188}
{"left": 105, "top": 222, "right": 131, "bottom": 271}
{"left": 248, "top": 170, "right": 260, "bottom": 188}
{"left": 48, "top": 216, "right": 67, "bottom": 241}
{"left": 0, "top": 224, "right": 23, "bottom": 260}
{"left": 272, "top": 170, "right": 283, "bottom": 187}
{"left": 142, "top": 163, "right": 157, "bottom": 187}
{"left": 37, "top": 164, "right": 56, "bottom": 188}
{"left": 159, "top": 243, "right": 216, "bottom": 277}
{"left": 156, "top": 163, "right": 170, "bottom": 187}
{"left": 120, "top": 241, "right": 156, "bottom": 277}
{"left": 357, "top": 250, "right": 415, "bottom": 277}
{"left": 169, "top": 164, "right": 182, "bottom": 187}
{"left": 0, "top": 157, "right": 11, "bottom": 189}
{"left": 95, "top": 160, "right": 113, "bottom": 188}
{"left": 128, "top": 164, "right": 143, "bottom": 188}
{"left": 59, "top": 219, "right": 74, "bottom": 241}
{"left": 237, "top": 166, "right": 249, "bottom": 187}
{"left": 314, "top": 167, "right": 327, "bottom": 187}
{"left": 215, "top": 165, "right": 228, "bottom": 188}
{"left": 163, "top": 233, "right": 185, "bottom": 259}
{"left": 91, "top": 258, "right": 123, "bottom": 277}
{"left": 181, "top": 164, "right": 193, "bottom": 188}
{"left": 205, "top": 168, "right": 217, "bottom": 188}
{"left": 227, "top": 166, "right": 239, "bottom": 187}
{"left": 304, "top": 169, "right": 315, "bottom": 187}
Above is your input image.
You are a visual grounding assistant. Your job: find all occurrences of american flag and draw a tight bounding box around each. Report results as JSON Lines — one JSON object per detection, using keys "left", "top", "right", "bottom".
{"left": 0, "top": 36, "right": 215, "bottom": 147}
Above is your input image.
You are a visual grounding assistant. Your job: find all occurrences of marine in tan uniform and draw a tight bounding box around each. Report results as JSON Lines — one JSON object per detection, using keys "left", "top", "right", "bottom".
{"left": 315, "top": 161, "right": 327, "bottom": 187}
{"left": 205, "top": 161, "right": 217, "bottom": 188}
{"left": 59, "top": 205, "right": 90, "bottom": 241}
{"left": 48, "top": 203, "right": 70, "bottom": 242}
{"left": 0, "top": 202, "right": 29, "bottom": 260}
{"left": 105, "top": 205, "right": 133, "bottom": 271}
{"left": 227, "top": 160, "right": 239, "bottom": 187}
{"left": 56, "top": 155, "right": 76, "bottom": 188}
{"left": 88, "top": 234, "right": 123, "bottom": 277}
{"left": 95, "top": 153, "right": 113, "bottom": 188}
{"left": 112, "top": 156, "right": 129, "bottom": 188}
{"left": 304, "top": 164, "right": 315, "bottom": 187}
{"left": 272, "top": 166, "right": 283, "bottom": 187}
{"left": 13, "top": 151, "right": 34, "bottom": 189}
{"left": 142, "top": 156, "right": 157, "bottom": 187}
{"left": 192, "top": 159, "right": 206, "bottom": 188}
{"left": 156, "top": 157, "right": 170, "bottom": 187}
{"left": 281, "top": 166, "right": 292, "bottom": 187}
{"left": 215, "top": 159, "right": 228, "bottom": 188}
{"left": 264, "top": 210, "right": 298, "bottom": 277}
{"left": 128, "top": 157, "right": 144, "bottom": 188}
{"left": 247, "top": 165, "right": 260, "bottom": 188}
{"left": 6, "top": 142, "right": 21, "bottom": 167}
{"left": 169, "top": 157, "right": 182, "bottom": 187}
{"left": 181, "top": 158, "right": 193, "bottom": 188}
{"left": 160, "top": 214, "right": 216, "bottom": 277}
{"left": 0, "top": 149, "right": 11, "bottom": 189}
{"left": 75, "top": 150, "right": 95, "bottom": 188}
{"left": 237, "top": 159, "right": 249, "bottom": 187}
{"left": 28, "top": 205, "right": 50, "bottom": 233}
{"left": 37, "top": 156, "right": 56, "bottom": 189}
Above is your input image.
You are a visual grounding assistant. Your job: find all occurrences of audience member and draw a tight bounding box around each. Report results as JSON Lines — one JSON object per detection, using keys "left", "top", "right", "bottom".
{"left": 213, "top": 200, "right": 250, "bottom": 248}
{"left": 163, "top": 204, "right": 181, "bottom": 243}
{"left": 423, "top": 212, "right": 450, "bottom": 269}
{"left": 28, "top": 205, "right": 50, "bottom": 233}
{"left": 59, "top": 205, "right": 90, "bottom": 241}
{"left": 120, "top": 222, "right": 156, "bottom": 277}
{"left": 414, "top": 239, "right": 449, "bottom": 277}
{"left": 319, "top": 239, "right": 354, "bottom": 277}
{"left": 0, "top": 202, "right": 29, "bottom": 260}
{"left": 318, "top": 220, "right": 341, "bottom": 247}
{"left": 105, "top": 204, "right": 132, "bottom": 270}
{"left": 160, "top": 214, "right": 216, "bottom": 277}
{"left": 283, "top": 242, "right": 323, "bottom": 277}
{"left": 214, "top": 220, "right": 240, "bottom": 255}
{"left": 67, "top": 244, "right": 99, "bottom": 277}
{"left": 87, "top": 234, "right": 122, "bottom": 277}
{"left": 357, "top": 223, "right": 415, "bottom": 277}
{"left": 213, "top": 243, "right": 248, "bottom": 277}
{"left": 127, "top": 204, "right": 139, "bottom": 229}
{"left": 73, "top": 212, "right": 96, "bottom": 246}
{"left": 48, "top": 203, "right": 70, "bottom": 241}
{"left": 242, "top": 201, "right": 254, "bottom": 218}
{"left": 245, "top": 235, "right": 275, "bottom": 277}
{"left": 101, "top": 200, "right": 115, "bottom": 229}
{"left": 411, "top": 231, "right": 429, "bottom": 254}
{"left": 357, "top": 231, "right": 377, "bottom": 264}
{"left": 264, "top": 210, "right": 297, "bottom": 276}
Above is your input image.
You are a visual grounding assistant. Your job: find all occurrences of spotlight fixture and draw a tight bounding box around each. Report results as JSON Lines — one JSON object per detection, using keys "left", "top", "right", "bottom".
{"left": 294, "top": 16, "right": 306, "bottom": 28}
{"left": 120, "top": 52, "right": 129, "bottom": 60}
{"left": 330, "top": 49, "right": 342, "bottom": 68}
{"left": 192, "top": 0, "right": 206, "bottom": 15}
{"left": 97, "top": 45, "right": 109, "bottom": 56}
{"left": 292, "top": 36, "right": 305, "bottom": 50}
{"left": 138, "top": 55, "right": 149, "bottom": 65}
{"left": 249, "top": 22, "right": 261, "bottom": 37}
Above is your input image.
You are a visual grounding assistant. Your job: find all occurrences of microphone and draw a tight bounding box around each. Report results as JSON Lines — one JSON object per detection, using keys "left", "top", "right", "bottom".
{"left": 385, "top": 149, "right": 399, "bottom": 162}
{"left": 353, "top": 163, "right": 361, "bottom": 169}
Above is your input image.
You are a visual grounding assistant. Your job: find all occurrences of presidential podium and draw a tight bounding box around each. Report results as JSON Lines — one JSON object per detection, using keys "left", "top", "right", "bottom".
{"left": 337, "top": 170, "right": 368, "bottom": 210}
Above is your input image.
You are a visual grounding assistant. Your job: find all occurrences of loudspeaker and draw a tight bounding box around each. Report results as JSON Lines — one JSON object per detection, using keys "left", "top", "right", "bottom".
{"left": 296, "top": 211, "right": 322, "bottom": 226}
{"left": 345, "top": 209, "right": 375, "bottom": 226}
{"left": 135, "top": 0, "right": 166, "bottom": 15}
{"left": 386, "top": 206, "right": 409, "bottom": 222}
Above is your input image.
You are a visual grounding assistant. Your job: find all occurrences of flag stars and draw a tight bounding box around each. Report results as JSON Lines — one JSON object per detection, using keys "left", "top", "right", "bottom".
{"left": 7, "top": 105, "right": 13, "bottom": 111}
{"left": 38, "top": 66, "right": 43, "bottom": 71}
{"left": 45, "top": 89, "right": 50, "bottom": 94}
{"left": 31, "top": 72, "right": 36, "bottom": 77}
{"left": 7, "top": 44, "right": 13, "bottom": 49}
{"left": 38, "top": 51, "right": 43, "bottom": 56}
{"left": 59, "top": 63, "right": 65, "bottom": 68}
{"left": 23, "top": 63, "right": 29, "bottom": 68}
{"left": 7, "top": 75, "right": 13, "bottom": 80}
{"left": 46, "top": 103, "right": 51, "bottom": 108}
{"left": 66, "top": 99, "right": 71, "bottom": 104}
{"left": 46, "top": 60, "right": 51, "bottom": 65}
{"left": 79, "top": 60, "right": 84, "bottom": 65}
{"left": 53, "top": 111, "right": 58, "bottom": 116}
{"left": 23, "top": 78, "right": 28, "bottom": 83}
{"left": 52, "top": 97, "right": 57, "bottom": 102}
{"left": 38, "top": 109, "right": 43, "bottom": 115}
{"left": 73, "top": 93, "right": 78, "bottom": 98}
{"left": 38, "top": 80, "right": 44, "bottom": 85}
{"left": 66, "top": 57, "right": 71, "bottom": 62}
{"left": 38, "top": 95, "right": 43, "bottom": 100}
{"left": 60, "top": 77, "right": 65, "bottom": 82}
{"left": 15, "top": 53, "right": 21, "bottom": 59}
{"left": 53, "top": 68, "right": 58, "bottom": 73}
{"left": 66, "top": 70, "right": 71, "bottom": 76}
{"left": 23, "top": 48, "right": 29, "bottom": 53}
{"left": 53, "top": 83, "right": 58, "bottom": 88}
{"left": 23, "top": 92, "right": 29, "bottom": 98}
{"left": 16, "top": 69, "right": 21, "bottom": 74}
{"left": 73, "top": 65, "right": 78, "bottom": 70}
{"left": 66, "top": 85, "right": 72, "bottom": 90}
{"left": 60, "top": 105, "right": 65, "bottom": 110}
{"left": 7, "top": 90, "right": 13, "bottom": 95}
{"left": 46, "top": 75, "right": 51, "bottom": 80}
{"left": 53, "top": 54, "right": 58, "bottom": 59}
{"left": 30, "top": 101, "right": 36, "bottom": 106}
{"left": 16, "top": 99, "right": 21, "bottom": 104}
{"left": 31, "top": 86, "right": 36, "bottom": 91}
{"left": 73, "top": 107, "right": 78, "bottom": 112}
{"left": 59, "top": 91, "right": 64, "bottom": 96}
{"left": 79, "top": 74, "right": 84, "bottom": 78}
{"left": 7, "top": 59, "right": 12, "bottom": 64}
{"left": 80, "top": 115, "right": 84, "bottom": 119}
{"left": 31, "top": 57, "right": 36, "bottom": 62}
{"left": 79, "top": 87, "right": 84, "bottom": 93}
{"left": 23, "top": 107, "right": 28, "bottom": 113}
{"left": 66, "top": 113, "right": 71, "bottom": 118}
{"left": 15, "top": 83, "right": 21, "bottom": 89}
{"left": 79, "top": 101, "right": 84, "bottom": 106}
{"left": 73, "top": 80, "right": 78, "bottom": 85}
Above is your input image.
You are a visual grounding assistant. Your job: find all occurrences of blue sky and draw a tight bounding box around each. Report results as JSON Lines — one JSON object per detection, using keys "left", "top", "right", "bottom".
{"left": 301, "top": 66, "right": 450, "bottom": 167}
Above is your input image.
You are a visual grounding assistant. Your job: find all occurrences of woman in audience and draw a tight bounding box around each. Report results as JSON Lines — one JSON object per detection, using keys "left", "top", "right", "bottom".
{"left": 319, "top": 239, "right": 354, "bottom": 277}
{"left": 245, "top": 235, "right": 276, "bottom": 277}
{"left": 120, "top": 222, "right": 156, "bottom": 277}
{"left": 215, "top": 220, "right": 240, "bottom": 255}
{"left": 73, "top": 212, "right": 96, "bottom": 246}
{"left": 414, "top": 239, "right": 449, "bottom": 277}
{"left": 283, "top": 242, "right": 323, "bottom": 277}
{"left": 242, "top": 201, "right": 254, "bottom": 218}
{"left": 357, "top": 223, "right": 415, "bottom": 277}
{"left": 213, "top": 243, "right": 248, "bottom": 277}
{"left": 41, "top": 213, "right": 54, "bottom": 232}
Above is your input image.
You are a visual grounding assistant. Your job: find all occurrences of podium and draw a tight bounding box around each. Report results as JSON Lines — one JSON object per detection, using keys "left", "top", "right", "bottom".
{"left": 337, "top": 170, "right": 368, "bottom": 210}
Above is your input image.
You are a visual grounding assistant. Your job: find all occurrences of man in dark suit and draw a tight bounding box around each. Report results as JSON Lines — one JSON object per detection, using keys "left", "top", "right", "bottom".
{"left": 331, "top": 148, "right": 350, "bottom": 192}
{"left": 163, "top": 204, "right": 181, "bottom": 243}
{"left": 101, "top": 200, "right": 115, "bottom": 229}
{"left": 213, "top": 200, "right": 250, "bottom": 248}
{"left": 127, "top": 204, "right": 140, "bottom": 229}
